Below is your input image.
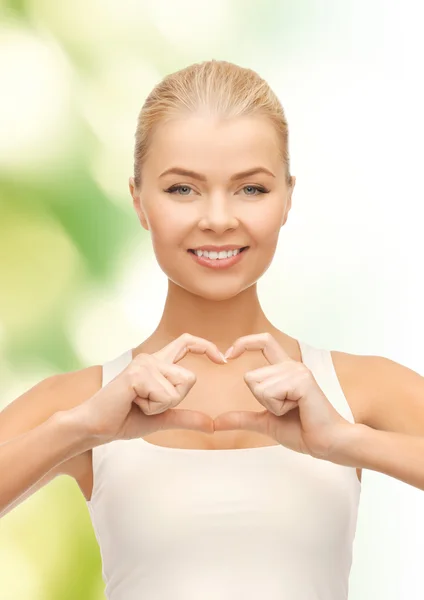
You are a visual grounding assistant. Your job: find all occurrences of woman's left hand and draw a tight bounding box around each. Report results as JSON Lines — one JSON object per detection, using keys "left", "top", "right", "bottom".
{"left": 213, "top": 333, "right": 354, "bottom": 459}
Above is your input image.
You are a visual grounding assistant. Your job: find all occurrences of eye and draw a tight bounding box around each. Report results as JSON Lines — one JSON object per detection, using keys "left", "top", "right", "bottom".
{"left": 164, "top": 184, "right": 270, "bottom": 197}
{"left": 164, "top": 184, "right": 193, "bottom": 195}
{"left": 240, "top": 185, "right": 269, "bottom": 196}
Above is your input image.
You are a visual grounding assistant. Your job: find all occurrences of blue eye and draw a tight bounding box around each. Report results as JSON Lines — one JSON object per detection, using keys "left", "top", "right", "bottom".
{"left": 242, "top": 185, "right": 269, "bottom": 196}
{"left": 164, "top": 184, "right": 269, "bottom": 196}
{"left": 165, "top": 185, "right": 193, "bottom": 195}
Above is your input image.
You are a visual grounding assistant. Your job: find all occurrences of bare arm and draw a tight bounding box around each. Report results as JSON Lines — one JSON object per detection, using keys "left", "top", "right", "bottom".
{"left": 330, "top": 423, "right": 424, "bottom": 490}
{"left": 0, "top": 366, "right": 101, "bottom": 518}
{"left": 329, "top": 353, "right": 424, "bottom": 490}
{"left": 0, "top": 410, "right": 93, "bottom": 518}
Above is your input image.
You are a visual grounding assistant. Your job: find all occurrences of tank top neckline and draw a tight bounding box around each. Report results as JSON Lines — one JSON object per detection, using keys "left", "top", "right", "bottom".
{"left": 88, "top": 338, "right": 361, "bottom": 509}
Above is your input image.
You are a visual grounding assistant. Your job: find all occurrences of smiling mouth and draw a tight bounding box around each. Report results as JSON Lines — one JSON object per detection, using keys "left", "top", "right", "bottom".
{"left": 186, "top": 246, "right": 250, "bottom": 269}
{"left": 187, "top": 247, "right": 249, "bottom": 255}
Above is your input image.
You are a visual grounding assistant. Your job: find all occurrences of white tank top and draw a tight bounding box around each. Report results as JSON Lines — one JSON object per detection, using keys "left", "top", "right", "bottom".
{"left": 86, "top": 340, "right": 361, "bottom": 600}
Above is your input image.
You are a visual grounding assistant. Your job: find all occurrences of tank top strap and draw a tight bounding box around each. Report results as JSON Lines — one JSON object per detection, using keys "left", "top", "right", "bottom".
{"left": 102, "top": 349, "right": 133, "bottom": 386}
{"left": 298, "top": 339, "right": 356, "bottom": 424}
{"left": 89, "top": 348, "right": 134, "bottom": 504}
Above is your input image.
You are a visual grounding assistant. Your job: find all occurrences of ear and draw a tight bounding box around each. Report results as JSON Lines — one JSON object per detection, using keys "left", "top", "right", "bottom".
{"left": 281, "top": 175, "right": 296, "bottom": 227}
{"left": 129, "top": 176, "right": 149, "bottom": 231}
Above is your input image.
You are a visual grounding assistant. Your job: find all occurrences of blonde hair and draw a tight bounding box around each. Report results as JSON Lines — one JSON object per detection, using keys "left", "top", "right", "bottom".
{"left": 133, "top": 59, "right": 292, "bottom": 190}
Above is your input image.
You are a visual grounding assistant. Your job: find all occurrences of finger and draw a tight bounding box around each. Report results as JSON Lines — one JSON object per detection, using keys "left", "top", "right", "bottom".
{"left": 154, "top": 333, "right": 226, "bottom": 365}
{"left": 243, "top": 363, "right": 285, "bottom": 385}
{"left": 213, "top": 409, "right": 269, "bottom": 436}
{"left": 248, "top": 372, "right": 300, "bottom": 415}
{"left": 155, "top": 361, "right": 197, "bottom": 400}
{"left": 225, "top": 333, "right": 292, "bottom": 365}
{"left": 132, "top": 368, "right": 181, "bottom": 415}
{"left": 256, "top": 377, "right": 299, "bottom": 416}
{"left": 161, "top": 408, "right": 215, "bottom": 434}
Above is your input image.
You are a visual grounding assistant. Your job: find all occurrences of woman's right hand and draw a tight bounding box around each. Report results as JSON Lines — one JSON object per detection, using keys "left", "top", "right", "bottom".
{"left": 71, "top": 334, "right": 227, "bottom": 445}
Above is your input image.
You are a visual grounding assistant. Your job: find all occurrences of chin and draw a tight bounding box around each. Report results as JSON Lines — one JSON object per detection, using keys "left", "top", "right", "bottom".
{"left": 194, "top": 288, "right": 243, "bottom": 301}
{"left": 176, "top": 278, "right": 257, "bottom": 301}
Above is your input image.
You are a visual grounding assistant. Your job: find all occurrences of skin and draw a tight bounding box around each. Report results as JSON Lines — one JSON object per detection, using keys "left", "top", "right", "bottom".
{"left": 128, "top": 113, "right": 297, "bottom": 357}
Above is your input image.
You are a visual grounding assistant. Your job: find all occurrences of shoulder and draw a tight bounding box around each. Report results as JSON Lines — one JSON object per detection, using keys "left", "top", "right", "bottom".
{"left": 1, "top": 364, "right": 103, "bottom": 462}
{"left": 53, "top": 365, "right": 103, "bottom": 409}
{"left": 1, "top": 364, "right": 103, "bottom": 433}
{"left": 330, "top": 349, "right": 424, "bottom": 432}
{"left": 28, "top": 365, "right": 104, "bottom": 419}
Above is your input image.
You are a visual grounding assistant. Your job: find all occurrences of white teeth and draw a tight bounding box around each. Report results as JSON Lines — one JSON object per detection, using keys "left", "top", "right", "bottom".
{"left": 195, "top": 248, "right": 241, "bottom": 259}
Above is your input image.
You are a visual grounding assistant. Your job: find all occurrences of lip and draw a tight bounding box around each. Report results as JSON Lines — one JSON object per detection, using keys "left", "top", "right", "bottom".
{"left": 189, "top": 245, "right": 247, "bottom": 252}
{"left": 187, "top": 247, "right": 249, "bottom": 270}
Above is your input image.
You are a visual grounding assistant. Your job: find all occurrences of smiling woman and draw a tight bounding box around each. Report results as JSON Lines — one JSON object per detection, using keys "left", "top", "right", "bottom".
{"left": 2, "top": 58, "right": 424, "bottom": 600}
{"left": 128, "top": 61, "right": 295, "bottom": 304}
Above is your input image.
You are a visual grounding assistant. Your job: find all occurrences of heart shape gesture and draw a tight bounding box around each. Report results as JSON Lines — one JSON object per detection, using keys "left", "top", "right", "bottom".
{"left": 213, "top": 333, "right": 355, "bottom": 460}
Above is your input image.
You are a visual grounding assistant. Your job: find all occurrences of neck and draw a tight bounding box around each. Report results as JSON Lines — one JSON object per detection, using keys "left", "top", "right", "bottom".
{"left": 146, "top": 280, "right": 276, "bottom": 355}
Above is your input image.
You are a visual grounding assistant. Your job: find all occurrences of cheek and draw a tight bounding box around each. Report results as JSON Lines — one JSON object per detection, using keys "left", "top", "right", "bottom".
{"left": 148, "top": 207, "right": 188, "bottom": 254}
{"left": 249, "top": 206, "right": 284, "bottom": 244}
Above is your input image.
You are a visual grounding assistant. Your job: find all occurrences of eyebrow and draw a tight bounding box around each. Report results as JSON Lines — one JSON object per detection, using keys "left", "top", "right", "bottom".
{"left": 158, "top": 166, "right": 276, "bottom": 181}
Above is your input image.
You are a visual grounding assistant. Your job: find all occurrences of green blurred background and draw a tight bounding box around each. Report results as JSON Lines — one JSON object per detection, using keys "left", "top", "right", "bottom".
{"left": 1, "top": 0, "right": 424, "bottom": 598}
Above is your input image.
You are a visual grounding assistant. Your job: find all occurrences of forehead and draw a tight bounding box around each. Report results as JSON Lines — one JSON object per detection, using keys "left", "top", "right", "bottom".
{"left": 146, "top": 114, "right": 281, "bottom": 176}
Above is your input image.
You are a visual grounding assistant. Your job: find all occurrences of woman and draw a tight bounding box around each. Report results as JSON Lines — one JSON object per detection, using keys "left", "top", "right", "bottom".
{"left": 2, "top": 59, "right": 424, "bottom": 599}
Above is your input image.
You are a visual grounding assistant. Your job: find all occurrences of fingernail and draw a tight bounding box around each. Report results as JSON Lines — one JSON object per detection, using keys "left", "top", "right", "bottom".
{"left": 219, "top": 352, "right": 228, "bottom": 363}
{"left": 224, "top": 346, "right": 234, "bottom": 359}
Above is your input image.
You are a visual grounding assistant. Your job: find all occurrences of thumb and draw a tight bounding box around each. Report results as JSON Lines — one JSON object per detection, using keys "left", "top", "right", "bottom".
{"left": 159, "top": 408, "right": 215, "bottom": 434}
{"left": 213, "top": 409, "right": 269, "bottom": 434}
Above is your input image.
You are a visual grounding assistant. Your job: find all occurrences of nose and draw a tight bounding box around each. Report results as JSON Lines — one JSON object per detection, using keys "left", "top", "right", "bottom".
{"left": 197, "top": 194, "right": 239, "bottom": 234}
